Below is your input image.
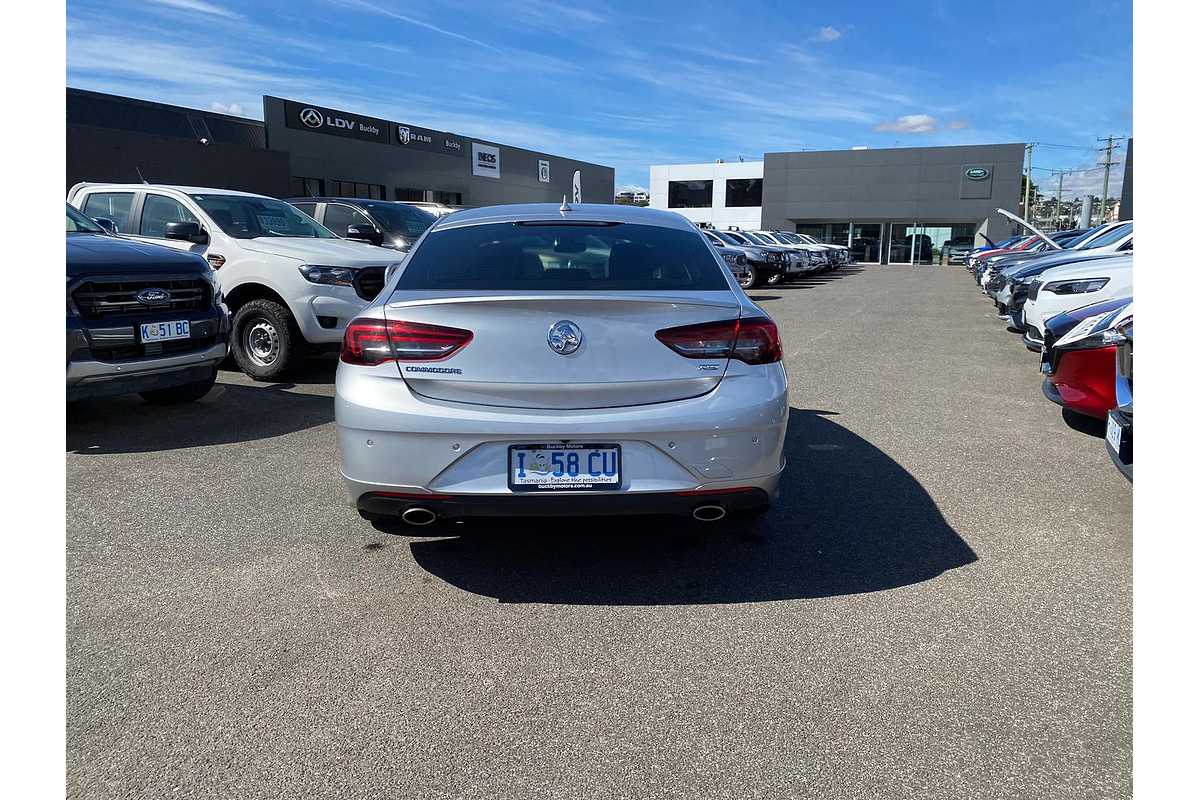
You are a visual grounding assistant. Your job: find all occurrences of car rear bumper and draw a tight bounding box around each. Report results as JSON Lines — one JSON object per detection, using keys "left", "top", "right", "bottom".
{"left": 336, "top": 361, "right": 789, "bottom": 506}
{"left": 355, "top": 481, "right": 777, "bottom": 521}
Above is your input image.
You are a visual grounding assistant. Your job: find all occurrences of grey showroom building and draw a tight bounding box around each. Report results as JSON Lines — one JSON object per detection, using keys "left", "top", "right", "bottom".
{"left": 67, "top": 89, "right": 615, "bottom": 207}
{"left": 652, "top": 143, "right": 1025, "bottom": 264}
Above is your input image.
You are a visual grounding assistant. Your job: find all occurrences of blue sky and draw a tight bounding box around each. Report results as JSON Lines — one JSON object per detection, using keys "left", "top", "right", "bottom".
{"left": 66, "top": 0, "right": 1131, "bottom": 197}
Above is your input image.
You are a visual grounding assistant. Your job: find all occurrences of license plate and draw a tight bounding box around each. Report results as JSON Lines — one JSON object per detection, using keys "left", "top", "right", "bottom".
{"left": 140, "top": 320, "right": 190, "bottom": 343}
{"left": 508, "top": 443, "right": 621, "bottom": 492}
{"left": 1106, "top": 414, "right": 1124, "bottom": 452}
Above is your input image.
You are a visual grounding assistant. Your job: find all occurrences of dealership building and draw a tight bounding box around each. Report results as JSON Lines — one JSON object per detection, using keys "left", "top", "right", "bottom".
{"left": 67, "top": 89, "right": 615, "bottom": 207}
{"left": 651, "top": 143, "right": 1026, "bottom": 264}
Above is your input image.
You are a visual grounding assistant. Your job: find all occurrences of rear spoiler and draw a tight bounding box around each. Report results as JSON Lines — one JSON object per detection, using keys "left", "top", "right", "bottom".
{"left": 995, "top": 208, "right": 1061, "bottom": 250}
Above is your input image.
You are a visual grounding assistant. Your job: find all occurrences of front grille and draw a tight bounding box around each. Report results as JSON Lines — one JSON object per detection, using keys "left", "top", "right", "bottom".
{"left": 72, "top": 277, "right": 209, "bottom": 319}
{"left": 986, "top": 274, "right": 1004, "bottom": 292}
{"left": 1026, "top": 327, "right": 1044, "bottom": 344}
{"left": 91, "top": 335, "right": 217, "bottom": 362}
{"left": 1028, "top": 281, "right": 1042, "bottom": 301}
{"left": 353, "top": 266, "right": 386, "bottom": 301}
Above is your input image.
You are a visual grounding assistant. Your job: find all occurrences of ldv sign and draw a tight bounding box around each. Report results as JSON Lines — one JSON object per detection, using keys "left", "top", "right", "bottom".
{"left": 284, "top": 100, "right": 388, "bottom": 143}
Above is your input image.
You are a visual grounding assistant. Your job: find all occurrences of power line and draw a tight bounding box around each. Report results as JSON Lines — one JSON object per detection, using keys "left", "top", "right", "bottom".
{"left": 1034, "top": 142, "right": 1104, "bottom": 150}
{"left": 1032, "top": 165, "right": 1104, "bottom": 172}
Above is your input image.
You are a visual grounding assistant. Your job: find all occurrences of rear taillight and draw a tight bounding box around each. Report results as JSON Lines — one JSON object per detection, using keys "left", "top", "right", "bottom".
{"left": 340, "top": 319, "right": 473, "bottom": 365}
{"left": 731, "top": 318, "right": 783, "bottom": 364}
{"left": 655, "top": 316, "right": 782, "bottom": 365}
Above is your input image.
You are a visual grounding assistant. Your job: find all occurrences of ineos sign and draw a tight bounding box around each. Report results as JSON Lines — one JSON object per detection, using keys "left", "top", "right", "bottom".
{"left": 472, "top": 142, "right": 501, "bottom": 178}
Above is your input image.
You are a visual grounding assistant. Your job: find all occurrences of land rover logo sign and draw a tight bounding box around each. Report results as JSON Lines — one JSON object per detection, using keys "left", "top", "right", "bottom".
{"left": 538, "top": 159, "right": 550, "bottom": 183}
{"left": 965, "top": 167, "right": 991, "bottom": 180}
{"left": 299, "top": 107, "right": 323, "bottom": 128}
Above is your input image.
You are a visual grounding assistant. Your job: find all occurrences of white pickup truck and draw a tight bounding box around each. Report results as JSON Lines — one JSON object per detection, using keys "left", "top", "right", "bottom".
{"left": 68, "top": 184, "right": 402, "bottom": 380}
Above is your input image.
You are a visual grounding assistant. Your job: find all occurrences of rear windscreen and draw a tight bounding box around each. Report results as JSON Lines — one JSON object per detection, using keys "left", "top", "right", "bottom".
{"left": 395, "top": 222, "right": 730, "bottom": 290}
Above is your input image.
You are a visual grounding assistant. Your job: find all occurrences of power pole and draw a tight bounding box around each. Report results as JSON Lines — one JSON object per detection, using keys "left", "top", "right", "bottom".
{"left": 1096, "top": 135, "right": 1124, "bottom": 222}
{"left": 1022, "top": 143, "right": 1034, "bottom": 221}
{"left": 1053, "top": 171, "right": 1065, "bottom": 231}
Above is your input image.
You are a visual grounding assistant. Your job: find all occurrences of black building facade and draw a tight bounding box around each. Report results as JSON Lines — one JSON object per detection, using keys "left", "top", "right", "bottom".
{"left": 67, "top": 89, "right": 615, "bottom": 207}
{"left": 67, "top": 89, "right": 291, "bottom": 195}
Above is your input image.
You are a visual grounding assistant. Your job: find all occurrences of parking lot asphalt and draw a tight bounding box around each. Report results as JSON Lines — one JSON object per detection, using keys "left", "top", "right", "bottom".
{"left": 67, "top": 264, "right": 1131, "bottom": 799}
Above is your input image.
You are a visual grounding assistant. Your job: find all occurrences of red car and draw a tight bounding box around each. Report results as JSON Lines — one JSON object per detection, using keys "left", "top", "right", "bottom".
{"left": 1039, "top": 297, "right": 1132, "bottom": 419}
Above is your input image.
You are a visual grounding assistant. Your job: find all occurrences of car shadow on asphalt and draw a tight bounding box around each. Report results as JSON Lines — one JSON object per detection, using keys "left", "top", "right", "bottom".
{"left": 405, "top": 408, "right": 978, "bottom": 604}
{"left": 66, "top": 380, "right": 333, "bottom": 454}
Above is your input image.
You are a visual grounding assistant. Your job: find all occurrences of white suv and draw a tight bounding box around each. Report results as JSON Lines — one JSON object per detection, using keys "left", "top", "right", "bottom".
{"left": 68, "top": 184, "right": 402, "bottom": 380}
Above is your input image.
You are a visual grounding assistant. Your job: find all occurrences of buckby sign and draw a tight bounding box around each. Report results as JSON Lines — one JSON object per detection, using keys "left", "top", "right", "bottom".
{"left": 283, "top": 100, "right": 388, "bottom": 143}
{"left": 472, "top": 142, "right": 501, "bottom": 178}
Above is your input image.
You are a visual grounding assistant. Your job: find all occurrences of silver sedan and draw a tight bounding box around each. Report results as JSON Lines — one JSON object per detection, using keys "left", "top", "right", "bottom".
{"left": 335, "top": 203, "right": 789, "bottom": 528}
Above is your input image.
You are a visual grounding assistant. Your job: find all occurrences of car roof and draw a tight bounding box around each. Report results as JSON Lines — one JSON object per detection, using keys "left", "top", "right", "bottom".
{"left": 433, "top": 203, "right": 697, "bottom": 231}
{"left": 281, "top": 197, "right": 411, "bottom": 205}
{"left": 72, "top": 183, "right": 268, "bottom": 199}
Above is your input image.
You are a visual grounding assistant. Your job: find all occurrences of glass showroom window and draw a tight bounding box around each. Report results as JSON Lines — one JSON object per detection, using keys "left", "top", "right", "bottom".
{"left": 668, "top": 180, "right": 713, "bottom": 208}
{"left": 725, "top": 179, "right": 762, "bottom": 208}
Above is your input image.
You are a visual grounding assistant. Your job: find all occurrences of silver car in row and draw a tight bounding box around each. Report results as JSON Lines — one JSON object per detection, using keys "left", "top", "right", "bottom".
{"left": 336, "top": 203, "right": 789, "bottom": 527}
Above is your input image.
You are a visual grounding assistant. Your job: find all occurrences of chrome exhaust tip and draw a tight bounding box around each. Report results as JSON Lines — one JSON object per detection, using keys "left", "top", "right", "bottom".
{"left": 692, "top": 504, "right": 727, "bottom": 522}
{"left": 400, "top": 507, "right": 437, "bottom": 526}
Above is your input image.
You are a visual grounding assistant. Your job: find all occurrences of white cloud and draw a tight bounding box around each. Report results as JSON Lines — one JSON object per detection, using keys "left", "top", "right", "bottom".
{"left": 947, "top": 119, "right": 970, "bottom": 130}
{"left": 209, "top": 101, "right": 245, "bottom": 115}
{"left": 874, "top": 114, "right": 938, "bottom": 133}
{"left": 815, "top": 26, "right": 842, "bottom": 42}
{"left": 1053, "top": 160, "right": 1125, "bottom": 201}
{"left": 331, "top": 0, "right": 503, "bottom": 53}
{"left": 146, "top": 0, "right": 242, "bottom": 20}
{"left": 669, "top": 43, "right": 762, "bottom": 66}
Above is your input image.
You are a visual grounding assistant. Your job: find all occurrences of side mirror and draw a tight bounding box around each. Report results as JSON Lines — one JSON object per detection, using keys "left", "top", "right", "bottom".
{"left": 346, "top": 223, "right": 384, "bottom": 246}
{"left": 93, "top": 217, "right": 117, "bottom": 234}
{"left": 165, "top": 221, "right": 208, "bottom": 244}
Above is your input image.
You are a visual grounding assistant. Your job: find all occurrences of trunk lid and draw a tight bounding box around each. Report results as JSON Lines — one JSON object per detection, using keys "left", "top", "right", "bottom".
{"left": 384, "top": 291, "right": 740, "bottom": 409}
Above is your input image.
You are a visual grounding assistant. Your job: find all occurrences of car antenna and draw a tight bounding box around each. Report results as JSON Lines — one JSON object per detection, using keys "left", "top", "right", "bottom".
{"left": 559, "top": 195, "right": 571, "bottom": 214}
{"left": 135, "top": 166, "right": 149, "bottom": 185}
